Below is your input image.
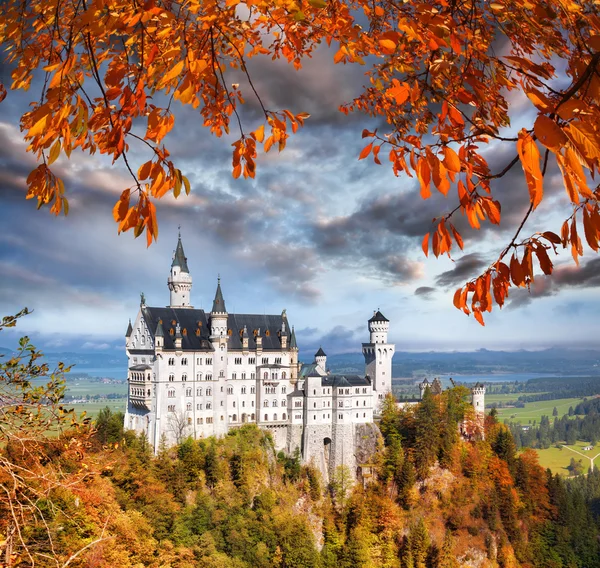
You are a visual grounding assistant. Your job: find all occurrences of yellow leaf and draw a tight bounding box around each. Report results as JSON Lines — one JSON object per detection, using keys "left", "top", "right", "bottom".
{"left": 308, "top": 0, "right": 327, "bottom": 7}
{"left": 160, "top": 60, "right": 185, "bottom": 87}
{"left": 379, "top": 39, "right": 397, "bottom": 54}
{"left": 255, "top": 124, "right": 265, "bottom": 143}
{"left": 47, "top": 139, "right": 61, "bottom": 165}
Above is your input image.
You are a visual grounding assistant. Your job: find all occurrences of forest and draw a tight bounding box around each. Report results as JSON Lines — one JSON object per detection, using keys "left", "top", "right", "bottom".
{"left": 2, "top": 331, "right": 600, "bottom": 568}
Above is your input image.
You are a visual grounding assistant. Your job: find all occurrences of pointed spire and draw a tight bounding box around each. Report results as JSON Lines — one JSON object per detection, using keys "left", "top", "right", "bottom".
{"left": 290, "top": 326, "right": 297, "bottom": 349}
{"left": 155, "top": 320, "right": 164, "bottom": 337}
{"left": 126, "top": 319, "right": 133, "bottom": 337}
{"left": 172, "top": 233, "right": 189, "bottom": 273}
{"left": 211, "top": 276, "right": 227, "bottom": 313}
{"left": 315, "top": 346, "right": 326, "bottom": 358}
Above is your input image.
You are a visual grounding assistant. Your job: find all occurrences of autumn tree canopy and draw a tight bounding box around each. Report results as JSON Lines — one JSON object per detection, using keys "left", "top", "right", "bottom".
{"left": 0, "top": 0, "right": 599, "bottom": 323}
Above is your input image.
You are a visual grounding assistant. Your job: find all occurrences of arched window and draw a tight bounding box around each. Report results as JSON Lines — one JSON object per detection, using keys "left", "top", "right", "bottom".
{"left": 282, "top": 413, "right": 287, "bottom": 420}
{"left": 282, "top": 372, "right": 286, "bottom": 380}
{"left": 273, "top": 400, "right": 278, "bottom": 407}
{"left": 264, "top": 372, "right": 268, "bottom": 379}
{"left": 168, "top": 389, "right": 175, "bottom": 398}
{"left": 182, "top": 374, "right": 187, "bottom": 381}
{"left": 186, "top": 403, "right": 192, "bottom": 411}
{"left": 264, "top": 414, "right": 268, "bottom": 421}
{"left": 186, "top": 388, "right": 192, "bottom": 397}
{"left": 273, "top": 413, "right": 278, "bottom": 421}
{"left": 264, "top": 401, "right": 269, "bottom": 407}
{"left": 281, "top": 400, "right": 286, "bottom": 407}
{"left": 169, "top": 374, "right": 174, "bottom": 382}
{"left": 197, "top": 388, "right": 202, "bottom": 396}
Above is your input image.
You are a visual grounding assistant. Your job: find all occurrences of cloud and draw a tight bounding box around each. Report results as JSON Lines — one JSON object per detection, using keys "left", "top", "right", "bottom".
{"left": 414, "top": 286, "right": 436, "bottom": 300}
{"left": 297, "top": 324, "right": 360, "bottom": 357}
{"left": 81, "top": 341, "right": 111, "bottom": 350}
{"left": 435, "top": 253, "right": 488, "bottom": 288}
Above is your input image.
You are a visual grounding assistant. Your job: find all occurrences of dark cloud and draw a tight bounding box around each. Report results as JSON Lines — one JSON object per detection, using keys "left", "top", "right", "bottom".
{"left": 506, "top": 258, "right": 600, "bottom": 310}
{"left": 435, "top": 253, "right": 488, "bottom": 288}
{"left": 297, "top": 324, "right": 360, "bottom": 357}
{"left": 414, "top": 286, "right": 436, "bottom": 299}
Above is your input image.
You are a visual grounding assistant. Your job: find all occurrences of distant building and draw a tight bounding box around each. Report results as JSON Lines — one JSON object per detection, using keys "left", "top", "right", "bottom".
{"left": 124, "top": 234, "right": 393, "bottom": 481}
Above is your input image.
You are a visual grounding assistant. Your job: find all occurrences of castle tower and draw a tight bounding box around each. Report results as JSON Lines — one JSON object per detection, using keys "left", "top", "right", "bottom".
{"left": 210, "top": 277, "right": 229, "bottom": 436}
{"left": 419, "top": 378, "right": 430, "bottom": 400}
{"left": 471, "top": 382, "right": 486, "bottom": 415}
{"left": 362, "top": 310, "right": 395, "bottom": 409}
{"left": 315, "top": 347, "right": 327, "bottom": 374}
{"left": 168, "top": 233, "right": 193, "bottom": 308}
{"left": 290, "top": 326, "right": 299, "bottom": 382}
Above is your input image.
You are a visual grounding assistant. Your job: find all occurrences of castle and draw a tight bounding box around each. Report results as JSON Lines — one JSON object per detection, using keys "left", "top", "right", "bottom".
{"left": 124, "top": 234, "right": 485, "bottom": 480}
{"left": 124, "top": 234, "right": 394, "bottom": 481}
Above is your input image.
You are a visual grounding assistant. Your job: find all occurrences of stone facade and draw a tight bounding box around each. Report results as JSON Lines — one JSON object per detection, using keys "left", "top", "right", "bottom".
{"left": 124, "top": 235, "right": 394, "bottom": 481}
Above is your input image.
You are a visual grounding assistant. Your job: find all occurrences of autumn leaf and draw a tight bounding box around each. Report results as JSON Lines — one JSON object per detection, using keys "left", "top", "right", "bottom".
{"left": 516, "top": 129, "right": 543, "bottom": 209}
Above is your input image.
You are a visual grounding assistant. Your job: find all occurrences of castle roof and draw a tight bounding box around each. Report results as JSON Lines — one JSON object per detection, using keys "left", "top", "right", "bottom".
{"left": 315, "top": 347, "right": 326, "bottom": 358}
{"left": 322, "top": 375, "right": 370, "bottom": 387}
{"left": 129, "top": 364, "right": 152, "bottom": 371}
{"left": 155, "top": 319, "right": 164, "bottom": 338}
{"left": 211, "top": 278, "right": 227, "bottom": 313}
{"left": 172, "top": 234, "right": 189, "bottom": 273}
{"left": 140, "top": 306, "right": 291, "bottom": 351}
{"left": 369, "top": 310, "right": 389, "bottom": 323}
{"left": 125, "top": 319, "right": 133, "bottom": 337}
{"left": 290, "top": 327, "right": 297, "bottom": 349}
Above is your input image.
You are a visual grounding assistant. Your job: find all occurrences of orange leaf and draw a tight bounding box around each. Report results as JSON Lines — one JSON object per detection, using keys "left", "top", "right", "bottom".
{"left": 379, "top": 39, "right": 397, "bottom": 54}
{"left": 516, "top": 129, "right": 543, "bottom": 209}
{"left": 386, "top": 79, "right": 410, "bottom": 105}
{"left": 416, "top": 157, "right": 431, "bottom": 199}
{"left": 254, "top": 124, "right": 265, "bottom": 143}
{"left": 534, "top": 115, "right": 567, "bottom": 151}
{"left": 422, "top": 232, "right": 429, "bottom": 257}
{"left": 442, "top": 146, "right": 461, "bottom": 173}
{"left": 473, "top": 311, "right": 485, "bottom": 326}
{"left": 359, "top": 142, "right": 373, "bottom": 160}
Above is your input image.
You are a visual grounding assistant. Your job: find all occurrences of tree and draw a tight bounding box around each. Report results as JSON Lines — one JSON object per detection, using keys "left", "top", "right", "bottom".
{"left": 0, "top": 310, "right": 93, "bottom": 565}
{"left": 1, "top": 1, "right": 600, "bottom": 321}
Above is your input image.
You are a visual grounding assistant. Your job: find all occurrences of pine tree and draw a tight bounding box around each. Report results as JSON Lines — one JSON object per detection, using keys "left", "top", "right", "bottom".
{"left": 414, "top": 387, "right": 440, "bottom": 479}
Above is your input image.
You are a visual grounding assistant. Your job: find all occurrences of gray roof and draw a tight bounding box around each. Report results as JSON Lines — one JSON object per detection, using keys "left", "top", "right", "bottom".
{"left": 288, "top": 389, "right": 304, "bottom": 398}
{"left": 212, "top": 278, "right": 227, "bottom": 313}
{"left": 155, "top": 320, "right": 164, "bottom": 337}
{"left": 315, "top": 347, "right": 326, "bottom": 358}
{"left": 369, "top": 310, "right": 389, "bottom": 323}
{"left": 141, "top": 307, "right": 291, "bottom": 351}
{"left": 290, "top": 327, "right": 297, "bottom": 349}
{"left": 126, "top": 319, "right": 133, "bottom": 337}
{"left": 129, "top": 364, "right": 152, "bottom": 371}
{"left": 322, "top": 375, "right": 371, "bottom": 387}
{"left": 172, "top": 235, "right": 189, "bottom": 273}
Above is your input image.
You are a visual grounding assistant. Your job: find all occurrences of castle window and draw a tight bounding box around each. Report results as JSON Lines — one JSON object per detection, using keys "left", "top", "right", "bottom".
{"left": 168, "top": 358, "right": 175, "bottom": 366}
{"left": 364, "top": 401, "right": 366, "bottom": 406}
{"left": 206, "top": 389, "right": 212, "bottom": 396}
{"left": 355, "top": 388, "right": 359, "bottom": 394}
{"left": 282, "top": 372, "right": 286, "bottom": 380}
{"left": 228, "top": 387, "right": 233, "bottom": 394}
{"left": 264, "top": 414, "right": 268, "bottom": 421}
{"left": 168, "top": 389, "right": 175, "bottom": 398}
{"left": 275, "top": 357, "right": 281, "bottom": 364}
{"left": 220, "top": 371, "right": 225, "bottom": 378}
{"left": 206, "top": 358, "right": 212, "bottom": 365}
{"left": 356, "top": 413, "right": 359, "bottom": 418}
{"left": 314, "top": 403, "right": 316, "bottom": 408}
{"left": 133, "top": 358, "right": 137, "bottom": 364}
{"left": 241, "top": 387, "right": 246, "bottom": 394}
{"left": 339, "top": 402, "right": 343, "bottom": 408}
{"left": 251, "top": 373, "right": 255, "bottom": 380}
{"left": 187, "top": 403, "right": 192, "bottom": 411}
{"left": 197, "top": 373, "right": 202, "bottom": 380}
{"left": 220, "top": 416, "right": 224, "bottom": 421}
{"left": 241, "top": 373, "right": 246, "bottom": 380}
{"left": 282, "top": 413, "right": 286, "bottom": 420}
{"left": 186, "top": 388, "right": 192, "bottom": 397}
{"left": 182, "top": 374, "right": 187, "bottom": 381}
{"left": 206, "top": 402, "right": 212, "bottom": 409}
{"left": 169, "top": 328, "right": 174, "bottom": 336}
{"left": 271, "top": 373, "right": 277, "bottom": 380}
{"left": 264, "top": 372, "right": 268, "bottom": 379}
{"left": 197, "top": 417, "right": 203, "bottom": 424}
{"left": 220, "top": 401, "right": 224, "bottom": 406}
{"left": 273, "top": 413, "right": 277, "bottom": 421}
{"left": 182, "top": 358, "right": 187, "bottom": 365}
{"left": 313, "top": 390, "right": 316, "bottom": 395}
{"left": 249, "top": 358, "right": 255, "bottom": 364}
{"left": 233, "top": 401, "right": 236, "bottom": 408}
{"left": 168, "top": 405, "right": 175, "bottom": 412}
{"left": 264, "top": 401, "right": 269, "bottom": 407}
{"left": 356, "top": 401, "right": 359, "bottom": 406}
{"left": 206, "top": 417, "right": 213, "bottom": 424}
{"left": 242, "top": 401, "right": 245, "bottom": 407}
{"left": 339, "top": 414, "right": 343, "bottom": 420}
{"left": 205, "top": 374, "right": 212, "bottom": 381}
{"left": 228, "top": 329, "right": 232, "bottom": 336}
{"left": 295, "top": 401, "right": 302, "bottom": 408}
{"left": 363, "top": 413, "right": 366, "bottom": 418}
{"left": 235, "top": 357, "right": 242, "bottom": 365}
{"left": 282, "top": 386, "right": 286, "bottom": 394}
{"left": 313, "top": 416, "right": 316, "bottom": 420}
{"left": 197, "top": 358, "right": 202, "bottom": 365}
{"left": 232, "top": 414, "right": 237, "bottom": 421}
{"left": 169, "top": 374, "right": 174, "bottom": 382}
{"left": 232, "top": 373, "right": 237, "bottom": 380}
{"left": 262, "top": 358, "right": 268, "bottom": 365}
{"left": 141, "top": 337, "right": 145, "bottom": 345}
{"left": 265, "top": 330, "right": 270, "bottom": 337}
{"left": 195, "top": 329, "right": 200, "bottom": 336}
{"left": 273, "top": 400, "right": 278, "bottom": 407}
{"left": 251, "top": 387, "right": 255, "bottom": 394}
{"left": 197, "top": 403, "right": 202, "bottom": 410}
{"left": 363, "top": 388, "right": 367, "bottom": 394}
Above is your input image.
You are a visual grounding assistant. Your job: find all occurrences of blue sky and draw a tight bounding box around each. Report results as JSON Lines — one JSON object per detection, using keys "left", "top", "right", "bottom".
{"left": 1, "top": 48, "right": 599, "bottom": 355}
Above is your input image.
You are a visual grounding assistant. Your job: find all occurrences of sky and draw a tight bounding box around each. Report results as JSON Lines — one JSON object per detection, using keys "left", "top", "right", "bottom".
{"left": 1, "top": 44, "right": 600, "bottom": 356}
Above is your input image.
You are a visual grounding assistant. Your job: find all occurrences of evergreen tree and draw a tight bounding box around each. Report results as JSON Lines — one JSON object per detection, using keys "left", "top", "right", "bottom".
{"left": 414, "top": 387, "right": 440, "bottom": 479}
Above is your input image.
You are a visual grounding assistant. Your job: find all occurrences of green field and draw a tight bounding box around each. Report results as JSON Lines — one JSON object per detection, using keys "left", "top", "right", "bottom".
{"left": 535, "top": 442, "right": 600, "bottom": 476}
{"left": 496, "top": 397, "right": 584, "bottom": 424}
{"left": 485, "top": 392, "right": 548, "bottom": 406}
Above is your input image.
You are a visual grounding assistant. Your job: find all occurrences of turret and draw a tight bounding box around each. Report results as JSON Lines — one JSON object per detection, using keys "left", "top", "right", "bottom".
{"left": 168, "top": 233, "right": 193, "bottom": 308}
{"left": 280, "top": 317, "right": 288, "bottom": 349}
{"left": 126, "top": 319, "right": 133, "bottom": 338}
{"left": 210, "top": 277, "right": 227, "bottom": 338}
{"left": 174, "top": 322, "right": 182, "bottom": 350}
{"left": 419, "top": 378, "right": 430, "bottom": 400}
{"left": 242, "top": 325, "right": 249, "bottom": 353}
{"left": 155, "top": 320, "right": 164, "bottom": 350}
{"left": 315, "top": 347, "right": 327, "bottom": 374}
{"left": 471, "top": 382, "right": 486, "bottom": 414}
{"left": 290, "top": 326, "right": 299, "bottom": 381}
{"left": 368, "top": 310, "right": 389, "bottom": 344}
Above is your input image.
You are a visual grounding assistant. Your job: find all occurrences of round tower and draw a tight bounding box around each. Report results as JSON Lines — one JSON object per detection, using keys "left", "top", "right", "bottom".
{"left": 419, "top": 378, "right": 430, "bottom": 400}
{"left": 368, "top": 310, "right": 389, "bottom": 343}
{"left": 471, "top": 382, "right": 486, "bottom": 413}
{"left": 168, "top": 233, "right": 192, "bottom": 308}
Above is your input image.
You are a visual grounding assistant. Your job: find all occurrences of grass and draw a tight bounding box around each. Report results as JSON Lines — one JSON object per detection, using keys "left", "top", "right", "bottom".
{"left": 495, "top": 397, "right": 584, "bottom": 424}
{"left": 485, "top": 392, "right": 548, "bottom": 406}
{"left": 535, "top": 442, "right": 600, "bottom": 476}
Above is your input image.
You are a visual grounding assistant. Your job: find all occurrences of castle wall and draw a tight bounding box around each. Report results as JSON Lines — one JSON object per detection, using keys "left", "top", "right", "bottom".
{"left": 263, "top": 424, "right": 288, "bottom": 451}
{"left": 330, "top": 423, "right": 356, "bottom": 480}
{"left": 302, "top": 424, "right": 333, "bottom": 483}
{"left": 286, "top": 424, "right": 303, "bottom": 456}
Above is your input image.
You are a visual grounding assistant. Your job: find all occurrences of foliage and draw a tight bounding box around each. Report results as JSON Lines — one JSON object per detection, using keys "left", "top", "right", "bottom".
{"left": 1, "top": 1, "right": 600, "bottom": 318}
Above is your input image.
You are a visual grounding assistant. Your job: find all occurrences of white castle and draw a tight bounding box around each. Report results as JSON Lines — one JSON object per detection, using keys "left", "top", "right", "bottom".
{"left": 124, "top": 234, "right": 395, "bottom": 480}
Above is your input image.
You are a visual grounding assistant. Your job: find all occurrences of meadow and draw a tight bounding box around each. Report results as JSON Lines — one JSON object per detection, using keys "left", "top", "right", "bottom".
{"left": 495, "top": 397, "right": 585, "bottom": 424}
{"left": 535, "top": 442, "right": 600, "bottom": 476}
